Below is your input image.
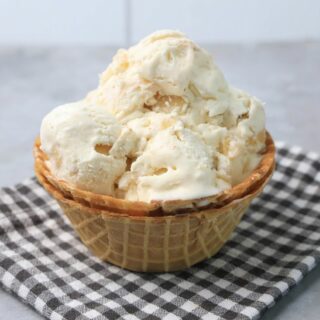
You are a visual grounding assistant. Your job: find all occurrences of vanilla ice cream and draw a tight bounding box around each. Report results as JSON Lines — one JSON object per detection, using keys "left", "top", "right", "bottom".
{"left": 40, "top": 101, "right": 137, "bottom": 195}
{"left": 40, "top": 30, "right": 266, "bottom": 202}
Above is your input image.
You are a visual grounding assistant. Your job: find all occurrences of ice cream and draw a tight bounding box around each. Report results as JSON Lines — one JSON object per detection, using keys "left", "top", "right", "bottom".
{"left": 40, "top": 101, "right": 137, "bottom": 195}
{"left": 40, "top": 30, "right": 266, "bottom": 202}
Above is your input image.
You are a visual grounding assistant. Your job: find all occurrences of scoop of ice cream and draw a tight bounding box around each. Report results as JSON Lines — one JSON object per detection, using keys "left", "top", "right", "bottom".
{"left": 86, "top": 30, "right": 229, "bottom": 121}
{"left": 40, "top": 101, "right": 137, "bottom": 195}
{"left": 40, "top": 30, "right": 266, "bottom": 202}
{"left": 118, "top": 124, "right": 230, "bottom": 202}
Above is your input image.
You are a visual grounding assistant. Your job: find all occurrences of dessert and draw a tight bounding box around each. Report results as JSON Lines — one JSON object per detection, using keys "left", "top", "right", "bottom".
{"left": 34, "top": 30, "right": 275, "bottom": 272}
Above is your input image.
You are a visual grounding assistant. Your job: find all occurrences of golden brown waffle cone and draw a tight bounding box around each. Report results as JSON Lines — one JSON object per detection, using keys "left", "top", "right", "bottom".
{"left": 34, "top": 133, "right": 275, "bottom": 272}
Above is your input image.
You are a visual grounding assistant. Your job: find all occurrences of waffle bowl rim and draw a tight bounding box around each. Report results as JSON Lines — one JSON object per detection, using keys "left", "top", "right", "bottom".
{"left": 33, "top": 131, "right": 275, "bottom": 217}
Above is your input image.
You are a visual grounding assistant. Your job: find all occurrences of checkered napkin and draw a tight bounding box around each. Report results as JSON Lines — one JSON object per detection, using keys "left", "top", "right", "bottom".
{"left": 0, "top": 144, "right": 319, "bottom": 320}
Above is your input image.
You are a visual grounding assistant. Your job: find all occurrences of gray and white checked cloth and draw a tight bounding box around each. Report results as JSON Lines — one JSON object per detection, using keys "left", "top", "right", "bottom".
{"left": 0, "top": 143, "right": 319, "bottom": 320}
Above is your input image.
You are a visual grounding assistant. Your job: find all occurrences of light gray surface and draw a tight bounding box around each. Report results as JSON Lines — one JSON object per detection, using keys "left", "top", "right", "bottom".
{"left": 0, "top": 43, "right": 319, "bottom": 319}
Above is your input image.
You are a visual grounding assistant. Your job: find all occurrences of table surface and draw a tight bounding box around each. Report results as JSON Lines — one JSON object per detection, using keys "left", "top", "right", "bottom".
{"left": 0, "top": 42, "right": 319, "bottom": 320}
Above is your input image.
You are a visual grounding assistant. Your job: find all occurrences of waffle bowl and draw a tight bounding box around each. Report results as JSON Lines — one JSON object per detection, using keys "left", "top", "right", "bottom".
{"left": 34, "top": 133, "right": 275, "bottom": 272}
